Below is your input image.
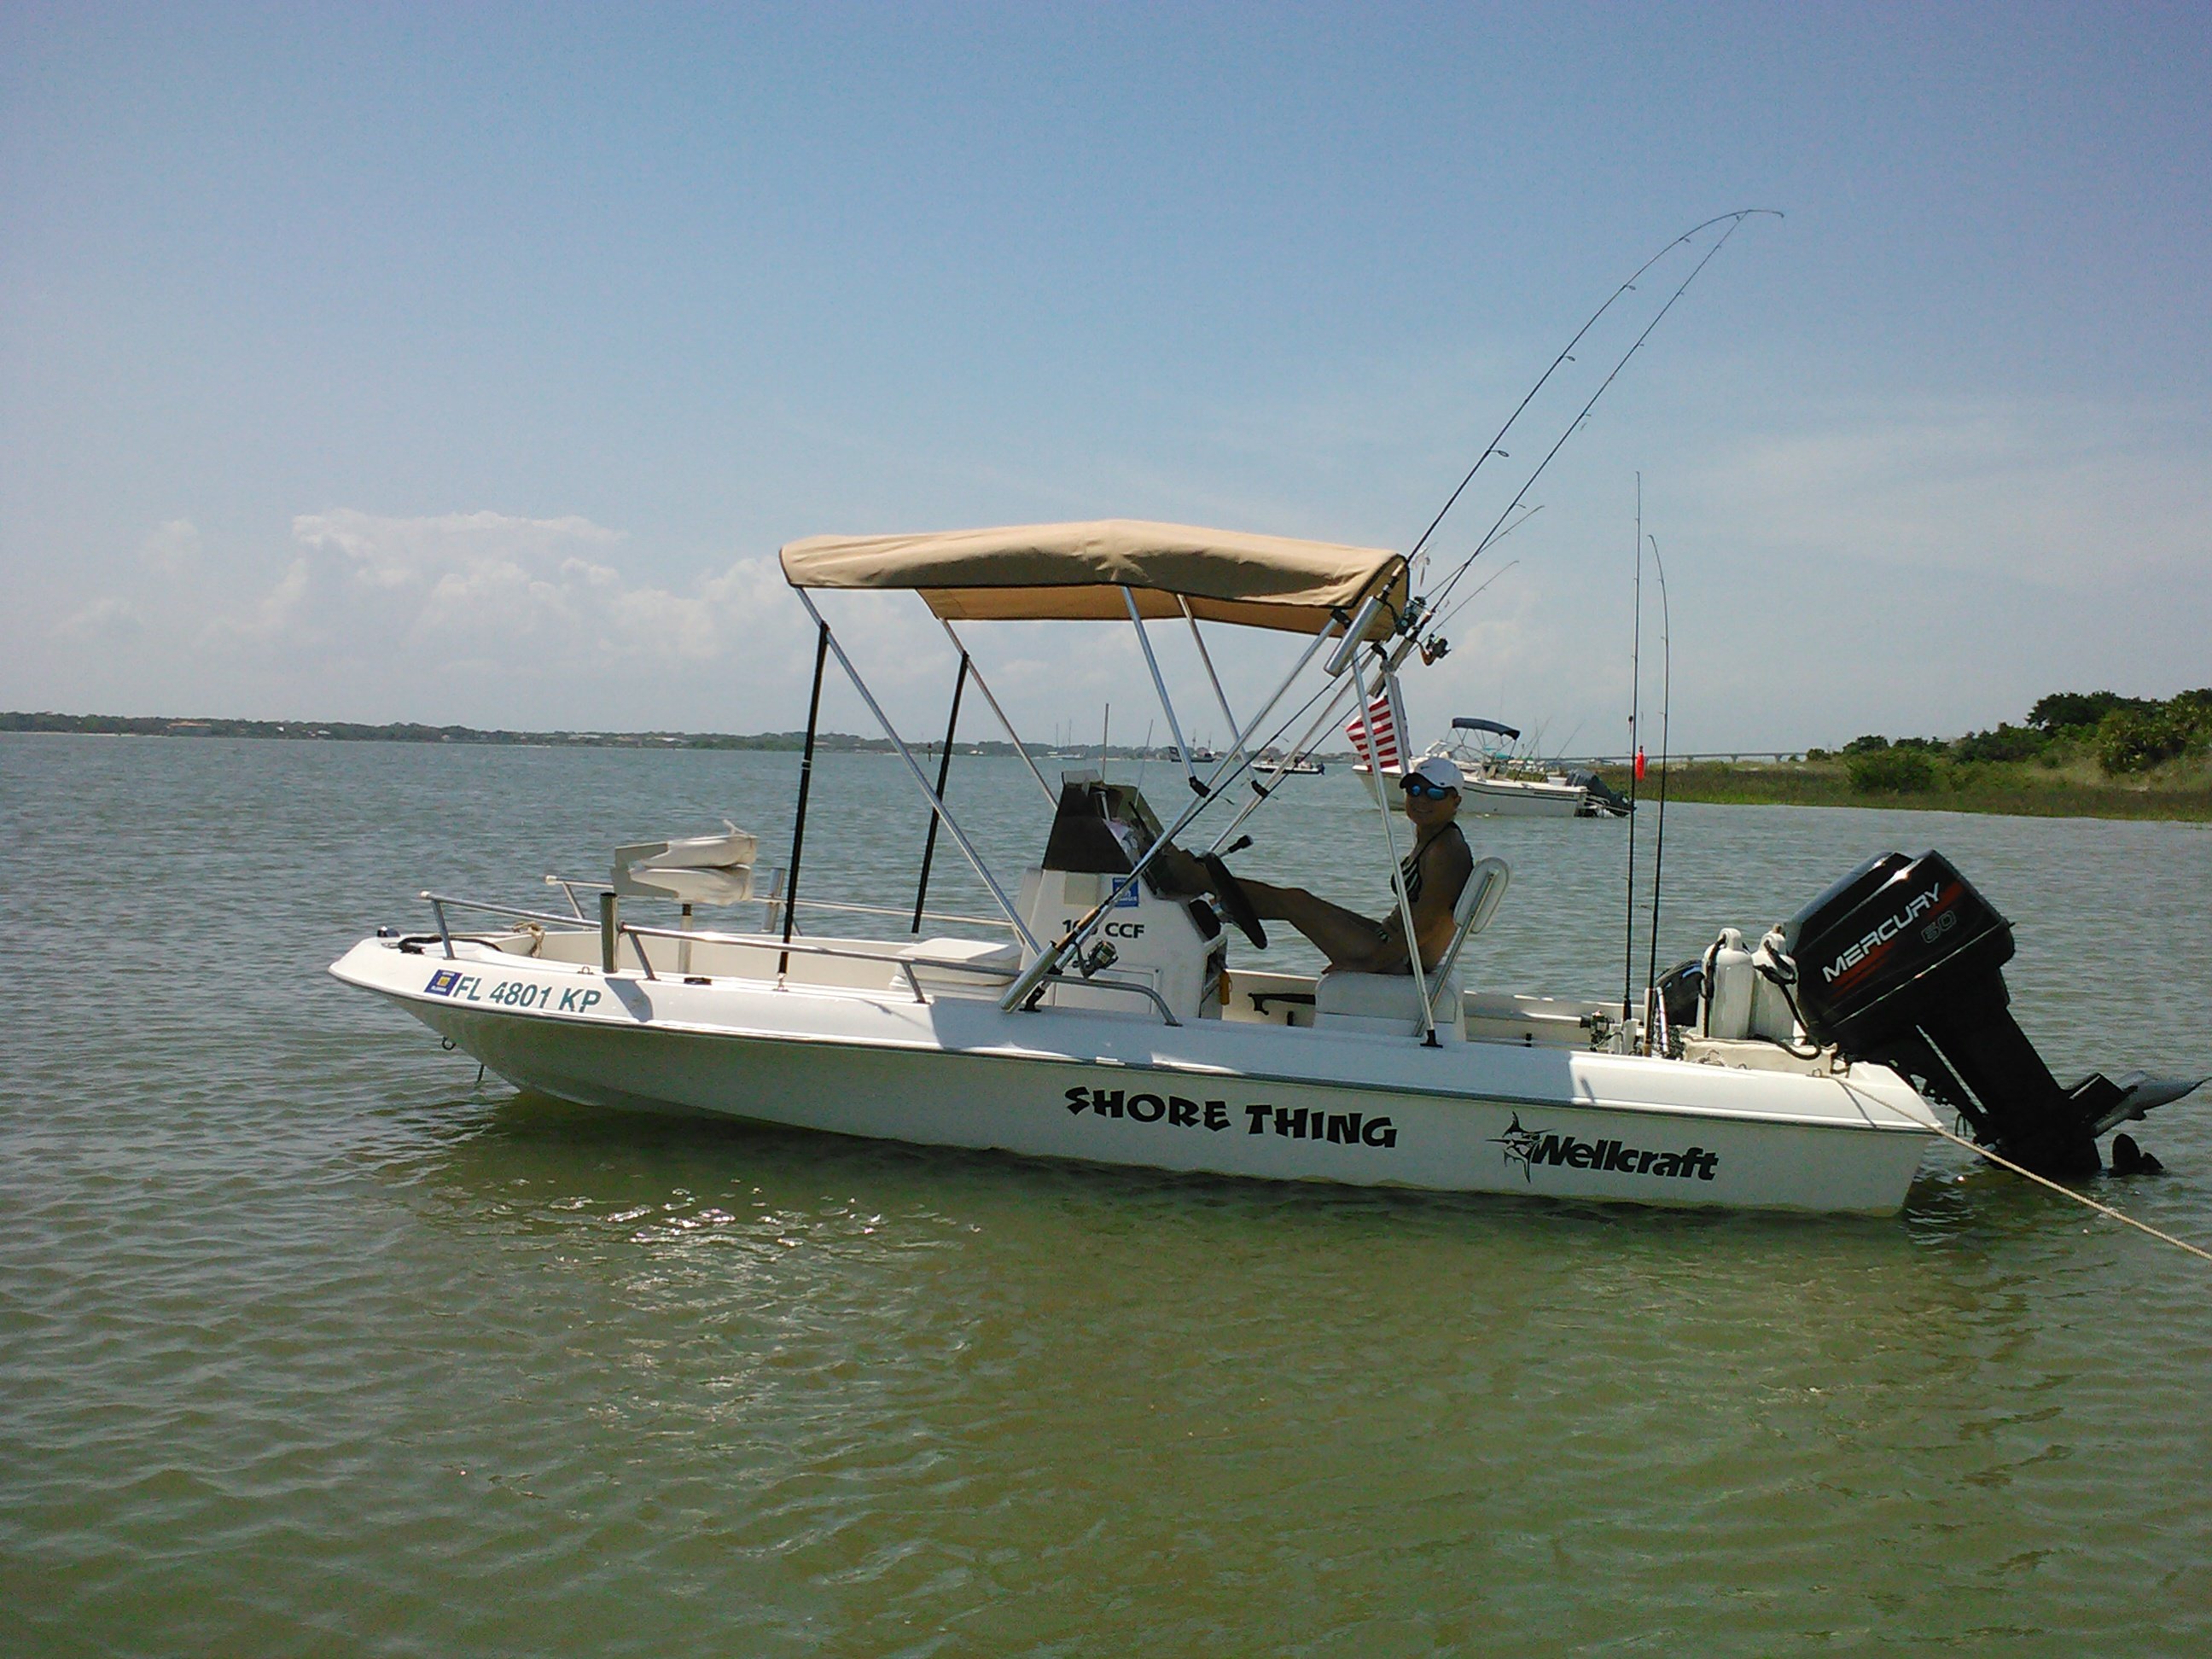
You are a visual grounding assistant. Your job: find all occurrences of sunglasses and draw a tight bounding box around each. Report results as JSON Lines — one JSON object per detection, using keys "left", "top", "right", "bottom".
{"left": 1401, "top": 777, "right": 1456, "bottom": 800}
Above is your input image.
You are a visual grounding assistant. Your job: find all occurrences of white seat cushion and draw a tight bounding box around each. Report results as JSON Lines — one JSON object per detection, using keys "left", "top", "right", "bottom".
{"left": 1313, "top": 968, "right": 1462, "bottom": 1037}
{"left": 904, "top": 937, "right": 1022, "bottom": 969}
{"left": 899, "top": 937, "right": 1023, "bottom": 992}
{"left": 1308, "top": 856, "right": 1505, "bottom": 1039}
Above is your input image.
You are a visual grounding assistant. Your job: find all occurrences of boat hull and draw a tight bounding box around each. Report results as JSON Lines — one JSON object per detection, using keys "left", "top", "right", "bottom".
{"left": 333, "top": 940, "right": 1937, "bottom": 1214}
{"left": 1354, "top": 766, "right": 1587, "bottom": 818}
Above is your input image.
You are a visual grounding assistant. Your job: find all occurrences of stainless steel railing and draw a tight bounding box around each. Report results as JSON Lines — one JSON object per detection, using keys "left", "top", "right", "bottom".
{"left": 540, "top": 875, "right": 1016, "bottom": 935}
{"left": 415, "top": 890, "right": 1179, "bottom": 1023}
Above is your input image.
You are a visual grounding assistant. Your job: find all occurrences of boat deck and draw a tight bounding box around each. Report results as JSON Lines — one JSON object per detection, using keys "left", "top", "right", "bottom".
{"left": 438, "top": 923, "right": 1661, "bottom": 1055}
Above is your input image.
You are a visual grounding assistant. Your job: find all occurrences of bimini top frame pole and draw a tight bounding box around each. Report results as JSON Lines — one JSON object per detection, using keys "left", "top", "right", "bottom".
{"left": 1202, "top": 630, "right": 1418, "bottom": 857}
{"left": 937, "top": 616, "right": 1057, "bottom": 810}
{"left": 1122, "top": 585, "right": 1203, "bottom": 796}
{"left": 1347, "top": 649, "right": 1437, "bottom": 1045}
{"left": 1178, "top": 596, "right": 1252, "bottom": 785}
{"left": 791, "top": 589, "right": 1043, "bottom": 957}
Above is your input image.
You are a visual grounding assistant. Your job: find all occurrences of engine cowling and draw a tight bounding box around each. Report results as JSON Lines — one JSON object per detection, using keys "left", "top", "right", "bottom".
{"left": 1784, "top": 851, "right": 2184, "bottom": 1176}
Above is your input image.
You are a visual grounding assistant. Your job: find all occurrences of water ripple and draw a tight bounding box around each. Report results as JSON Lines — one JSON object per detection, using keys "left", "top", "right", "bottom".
{"left": 4, "top": 736, "right": 2209, "bottom": 1656}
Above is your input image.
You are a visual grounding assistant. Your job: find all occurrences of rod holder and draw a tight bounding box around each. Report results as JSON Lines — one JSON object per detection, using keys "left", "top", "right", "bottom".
{"left": 599, "top": 891, "right": 619, "bottom": 974}
{"left": 1324, "top": 596, "right": 1383, "bottom": 675}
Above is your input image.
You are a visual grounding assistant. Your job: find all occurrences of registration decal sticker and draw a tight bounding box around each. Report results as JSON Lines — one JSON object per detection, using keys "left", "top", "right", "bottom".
{"left": 420, "top": 967, "right": 602, "bottom": 1012}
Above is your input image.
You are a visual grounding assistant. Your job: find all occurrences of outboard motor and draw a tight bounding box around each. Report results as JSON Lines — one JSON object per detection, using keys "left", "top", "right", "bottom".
{"left": 1783, "top": 851, "right": 2201, "bottom": 1176}
{"left": 1564, "top": 768, "right": 1632, "bottom": 818}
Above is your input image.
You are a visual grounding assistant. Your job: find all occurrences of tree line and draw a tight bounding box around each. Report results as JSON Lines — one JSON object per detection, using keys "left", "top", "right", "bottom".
{"left": 1809, "top": 690, "right": 2212, "bottom": 793}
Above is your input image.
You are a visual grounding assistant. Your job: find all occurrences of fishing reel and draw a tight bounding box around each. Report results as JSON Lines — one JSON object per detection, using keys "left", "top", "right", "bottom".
{"left": 1401, "top": 588, "right": 1450, "bottom": 665}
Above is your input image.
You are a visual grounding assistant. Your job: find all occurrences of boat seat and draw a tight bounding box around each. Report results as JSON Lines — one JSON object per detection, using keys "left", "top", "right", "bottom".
{"left": 899, "top": 936, "right": 1023, "bottom": 992}
{"left": 902, "top": 937, "right": 1022, "bottom": 969}
{"left": 1313, "top": 857, "right": 1510, "bottom": 1038}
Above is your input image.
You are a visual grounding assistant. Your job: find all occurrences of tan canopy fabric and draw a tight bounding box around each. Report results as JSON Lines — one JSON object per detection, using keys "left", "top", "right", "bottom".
{"left": 780, "top": 518, "right": 1407, "bottom": 637}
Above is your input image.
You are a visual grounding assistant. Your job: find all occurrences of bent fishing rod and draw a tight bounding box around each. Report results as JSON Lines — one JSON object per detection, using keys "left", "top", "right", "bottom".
{"left": 1408, "top": 209, "right": 1780, "bottom": 626}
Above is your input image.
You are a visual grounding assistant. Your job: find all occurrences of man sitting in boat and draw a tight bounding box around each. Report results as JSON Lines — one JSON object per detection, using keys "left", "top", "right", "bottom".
{"left": 1160, "top": 755, "right": 1474, "bottom": 973}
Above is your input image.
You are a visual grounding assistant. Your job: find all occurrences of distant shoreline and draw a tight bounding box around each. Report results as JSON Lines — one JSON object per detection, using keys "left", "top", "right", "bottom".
{"left": 0, "top": 710, "right": 1338, "bottom": 763}
{"left": 3, "top": 709, "right": 904, "bottom": 753}
{"left": 14, "top": 713, "right": 2205, "bottom": 820}
{"left": 1593, "top": 760, "right": 2212, "bottom": 824}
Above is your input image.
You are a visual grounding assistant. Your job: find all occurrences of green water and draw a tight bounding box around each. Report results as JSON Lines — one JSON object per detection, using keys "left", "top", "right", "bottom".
{"left": 4, "top": 734, "right": 2209, "bottom": 1656}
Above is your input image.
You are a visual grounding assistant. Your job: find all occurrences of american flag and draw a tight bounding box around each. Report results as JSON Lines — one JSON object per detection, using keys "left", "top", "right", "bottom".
{"left": 1345, "top": 692, "right": 1400, "bottom": 771}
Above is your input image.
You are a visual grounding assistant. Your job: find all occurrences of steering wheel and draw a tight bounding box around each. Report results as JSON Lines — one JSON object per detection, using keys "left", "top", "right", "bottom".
{"left": 1201, "top": 853, "right": 1267, "bottom": 950}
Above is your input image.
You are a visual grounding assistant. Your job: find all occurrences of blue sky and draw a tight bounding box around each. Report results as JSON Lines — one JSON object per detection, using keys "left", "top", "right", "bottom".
{"left": 3, "top": 3, "right": 2205, "bottom": 750}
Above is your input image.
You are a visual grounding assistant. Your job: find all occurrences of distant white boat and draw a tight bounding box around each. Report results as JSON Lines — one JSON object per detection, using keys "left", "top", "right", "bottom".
{"left": 1169, "top": 745, "right": 1321, "bottom": 777}
{"left": 1355, "top": 719, "right": 1631, "bottom": 818}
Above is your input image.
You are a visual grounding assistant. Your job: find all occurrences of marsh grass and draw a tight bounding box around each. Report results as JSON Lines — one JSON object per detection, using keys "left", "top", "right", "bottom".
{"left": 1598, "top": 755, "right": 2212, "bottom": 821}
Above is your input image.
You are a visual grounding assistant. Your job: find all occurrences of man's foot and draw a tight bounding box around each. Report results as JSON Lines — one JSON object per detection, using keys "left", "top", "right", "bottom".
{"left": 1150, "top": 843, "right": 1213, "bottom": 897}
{"left": 1200, "top": 853, "right": 1268, "bottom": 949}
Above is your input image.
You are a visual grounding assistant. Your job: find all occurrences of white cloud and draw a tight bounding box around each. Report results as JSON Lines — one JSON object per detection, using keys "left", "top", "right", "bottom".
{"left": 1685, "top": 396, "right": 2210, "bottom": 587}
{"left": 141, "top": 518, "right": 201, "bottom": 573}
{"left": 189, "top": 509, "right": 804, "bottom": 672}
{"left": 59, "top": 595, "right": 140, "bottom": 639}
{"left": 279, "top": 509, "right": 630, "bottom": 639}
{"left": 55, "top": 518, "right": 202, "bottom": 640}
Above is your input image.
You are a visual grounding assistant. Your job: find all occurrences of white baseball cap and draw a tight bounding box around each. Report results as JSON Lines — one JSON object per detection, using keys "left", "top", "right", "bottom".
{"left": 1402, "top": 754, "right": 1464, "bottom": 791}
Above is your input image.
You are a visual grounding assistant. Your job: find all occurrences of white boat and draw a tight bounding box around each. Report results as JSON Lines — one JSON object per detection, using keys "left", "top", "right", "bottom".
{"left": 1354, "top": 719, "right": 1631, "bottom": 818}
{"left": 332, "top": 519, "right": 2194, "bottom": 1213}
{"left": 1173, "top": 742, "right": 1324, "bottom": 775}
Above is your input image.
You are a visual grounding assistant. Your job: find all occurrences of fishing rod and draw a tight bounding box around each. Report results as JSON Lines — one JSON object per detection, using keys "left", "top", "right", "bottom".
{"left": 1642, "top": 533, "right": 1673, "bottom": 1051}
{"left": 1622, "top": 475, "right": 1644, "bottom": 1022}
{"left": 1416, "top": 210, "right": 1780, "bottom": 624}
{"left": 1208, "top": 537, "right": 1535, "bottom": 853}
{"left": 1403, "top": 211, "right": 1774, "bottom": 574}
{"left": 1425, "top": 543, "right": 1528, "bottom": 638}
{"left": 1243, "top": 543, "right": 1528, "bottom": 798}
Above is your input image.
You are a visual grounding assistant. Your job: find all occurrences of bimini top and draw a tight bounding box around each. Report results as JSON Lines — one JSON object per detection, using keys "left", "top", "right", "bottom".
{"left": 779, "top": 518, "right": 1407, "bottom": 637}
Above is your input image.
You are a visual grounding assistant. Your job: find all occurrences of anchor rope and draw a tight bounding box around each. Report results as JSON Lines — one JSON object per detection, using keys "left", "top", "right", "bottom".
{"left": 1912, "top": 1115, "right": 2212, "bottom": 1266}
{"left": 1840, "top": 1078, "right": 2209, "bottom": 1262}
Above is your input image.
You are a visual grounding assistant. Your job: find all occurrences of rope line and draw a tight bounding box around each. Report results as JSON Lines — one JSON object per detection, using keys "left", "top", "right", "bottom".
{"left": 1839, "top": 1077, "right": 2209, "bottom": 1264}
{"left": 1922, "top": 1118, "right": 2212, "bottom": 1266}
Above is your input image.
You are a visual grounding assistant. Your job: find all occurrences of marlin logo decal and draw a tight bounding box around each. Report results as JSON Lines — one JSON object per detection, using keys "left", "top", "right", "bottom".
{"left": 1492, "top": 1114, "right": 1544, "bottom": 1182}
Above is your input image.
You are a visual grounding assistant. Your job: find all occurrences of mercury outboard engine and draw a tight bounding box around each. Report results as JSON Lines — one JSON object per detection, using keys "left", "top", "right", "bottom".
{"left": 1783, "top": 851, "right": 2200, "bottom": 1176}
{"left": 1564, "top": 767, "right": 1633, "bottom": 818}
